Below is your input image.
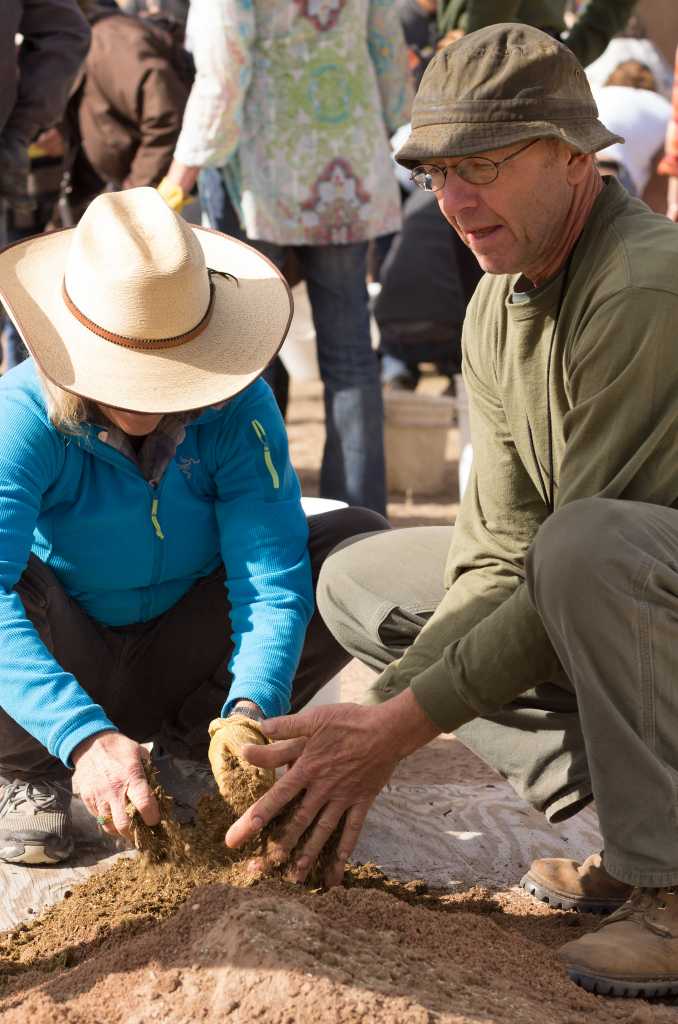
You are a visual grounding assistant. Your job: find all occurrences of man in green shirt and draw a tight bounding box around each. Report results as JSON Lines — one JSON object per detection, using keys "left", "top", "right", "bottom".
{"left": 225, "top": 24, "right": 678, "bottom": 999}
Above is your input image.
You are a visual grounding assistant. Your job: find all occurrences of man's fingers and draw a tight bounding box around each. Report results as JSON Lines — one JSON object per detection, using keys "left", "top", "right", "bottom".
{"left": 126, "top": 776, "right": 161, "bottom": 827}
{"left": 241, "top": 736, "right": 306, "bottom": 769}
{"left": 290, "top": 801, "right": 346, "bottom": 883}
{"left": 225, "top": 770, "right": 305, "bottom": 849}
{"left": 325, "top": 805, "right": 370, "bottom": 888}
{"left": 260, "top": 711, "right": 315, "bottom": 741}
{"left": 261, "top": 787, "right": 330, "bottom": 866}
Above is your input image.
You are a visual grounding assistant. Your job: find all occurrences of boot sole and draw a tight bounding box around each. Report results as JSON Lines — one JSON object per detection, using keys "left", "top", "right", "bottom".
{"left": 567, "top": 968, "right": 678, "bottom": 999}
{"left": 0, "top": 838, "right": 74, "bottom": 865}
{"left": 520, "top": 874, "right": 627, "bottom": 915}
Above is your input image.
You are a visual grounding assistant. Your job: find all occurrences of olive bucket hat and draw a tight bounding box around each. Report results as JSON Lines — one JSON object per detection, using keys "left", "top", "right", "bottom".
{"left": 396, "top": 23, "right": 623, "bottom": 168}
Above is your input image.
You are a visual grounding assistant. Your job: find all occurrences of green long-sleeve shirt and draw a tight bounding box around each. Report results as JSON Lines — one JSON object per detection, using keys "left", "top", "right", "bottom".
{"left": 437, "top": 0, "right": 637, "bottom": 67}
{"left": 370, "top": 179, "right": 678, "bottom": 731}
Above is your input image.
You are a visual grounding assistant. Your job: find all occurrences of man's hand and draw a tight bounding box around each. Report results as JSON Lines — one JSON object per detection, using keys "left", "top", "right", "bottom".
{"left": 225, "top": 690, "right": 440, "bottom": 887}
{"left": 208, "top": 713, "right": 275, "bottom": 797}
{"left": 71, "top": 730, "right": 160, "bottom": 840}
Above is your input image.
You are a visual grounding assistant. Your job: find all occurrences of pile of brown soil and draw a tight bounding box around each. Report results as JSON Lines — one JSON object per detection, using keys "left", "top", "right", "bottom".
{"left": 2, "top": 860, "right": 676, "bottom": 1024}
{"left": 1, "top": 763, "right": 674, "bottom": 1022}
{"left": 2, "top": 788, "right": 678, "bottom": 1024}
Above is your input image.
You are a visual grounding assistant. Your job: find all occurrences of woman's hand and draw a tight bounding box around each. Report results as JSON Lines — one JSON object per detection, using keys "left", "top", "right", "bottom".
{"left": 71, "top": 730, "right": 160, "bottom": 839}
{"left": 225, "top": 690, "right": 440, "bottom": 886}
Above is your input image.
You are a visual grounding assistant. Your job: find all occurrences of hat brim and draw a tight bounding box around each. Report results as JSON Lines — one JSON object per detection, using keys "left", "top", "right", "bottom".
{"left": 0, "top": 226, "right": 293, "bottom": 413}
{"left": 395, "top": 119, "right": 624, "bottom": 168}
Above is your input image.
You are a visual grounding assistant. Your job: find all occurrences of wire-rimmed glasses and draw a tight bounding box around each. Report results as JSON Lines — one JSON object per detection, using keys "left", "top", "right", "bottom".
{"left": 410, "top": 139, "right": 541, "bottom": 191}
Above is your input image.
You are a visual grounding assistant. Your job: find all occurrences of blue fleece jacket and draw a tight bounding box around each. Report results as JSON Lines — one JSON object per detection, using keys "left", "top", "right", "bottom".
{"left": 0, "top": 361, "right": 314, "bottom": 766}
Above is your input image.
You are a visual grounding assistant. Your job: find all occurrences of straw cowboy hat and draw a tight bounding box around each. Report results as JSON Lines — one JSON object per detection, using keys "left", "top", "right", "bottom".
{"left": 0, "top": 187, "right": 293, "bottom": 413}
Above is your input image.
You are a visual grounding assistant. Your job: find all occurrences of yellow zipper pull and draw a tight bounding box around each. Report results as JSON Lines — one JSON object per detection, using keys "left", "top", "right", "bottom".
{"left": 251, "top": 419, "right": 280, "bottom": 489}
{"left": 151, "top": 496, "right": 165, "bottom": 539}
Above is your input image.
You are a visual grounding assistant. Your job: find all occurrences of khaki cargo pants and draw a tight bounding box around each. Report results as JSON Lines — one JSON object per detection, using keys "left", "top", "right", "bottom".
{"left": 317, "top": 497, "right": 678, "bottom": 887}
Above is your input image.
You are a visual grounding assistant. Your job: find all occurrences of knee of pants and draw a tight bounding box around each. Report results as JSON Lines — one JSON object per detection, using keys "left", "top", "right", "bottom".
{"left": 316, "top": 522, "right": 387, "bottom": 641}
{"left": 527, "top": 497, "right": 632, "bottom": 610}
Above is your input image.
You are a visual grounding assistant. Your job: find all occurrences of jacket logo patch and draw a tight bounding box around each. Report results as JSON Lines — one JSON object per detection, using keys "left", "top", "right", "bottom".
{"left": 178, "top": 457, "right": 200, "bottom": 479}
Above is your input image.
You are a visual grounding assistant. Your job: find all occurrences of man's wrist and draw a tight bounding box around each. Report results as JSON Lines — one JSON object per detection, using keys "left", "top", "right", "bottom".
{"left": 374, "top": 687, "right": 440, "bottom": 760}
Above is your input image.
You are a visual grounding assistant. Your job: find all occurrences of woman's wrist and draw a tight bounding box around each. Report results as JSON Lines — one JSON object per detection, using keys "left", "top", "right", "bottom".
{"left": 229, "top": 699, "right": 264, "bottom": 722}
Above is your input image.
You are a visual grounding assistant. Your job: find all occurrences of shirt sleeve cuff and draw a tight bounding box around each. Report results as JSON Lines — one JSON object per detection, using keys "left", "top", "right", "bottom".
{"left": 409, "top": 660, "right": 476, "bottom": 733}
{"left": 222, "top": 681, "right": 291, "bottom": 721}
{"left": 55, "top": 711, "right": 119, "bottom": 768}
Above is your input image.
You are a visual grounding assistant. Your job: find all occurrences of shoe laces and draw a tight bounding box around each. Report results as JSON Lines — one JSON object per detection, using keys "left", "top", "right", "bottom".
{"left": 600, "top": 886, "right": 678, "bottom": 938}
{"left": 0, "top": 779, "right": 69, "bottom": 815}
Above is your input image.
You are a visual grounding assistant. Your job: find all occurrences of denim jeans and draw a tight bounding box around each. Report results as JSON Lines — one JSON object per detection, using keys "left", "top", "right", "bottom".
{"left": 198, "top": 169, "right": 387, "bottom": 516}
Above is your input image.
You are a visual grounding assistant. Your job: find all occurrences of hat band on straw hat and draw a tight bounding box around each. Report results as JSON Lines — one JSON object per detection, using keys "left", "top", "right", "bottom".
{"left": 60, "top": 268, "right": 236, "bottom": 352}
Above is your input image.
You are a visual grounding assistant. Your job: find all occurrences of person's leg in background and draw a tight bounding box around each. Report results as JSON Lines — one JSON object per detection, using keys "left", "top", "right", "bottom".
{"left": 299, "top": 242, "right": 387, "bottom": 517}
{"left": 197, "top": 167, "right": 243, "bottom": 236}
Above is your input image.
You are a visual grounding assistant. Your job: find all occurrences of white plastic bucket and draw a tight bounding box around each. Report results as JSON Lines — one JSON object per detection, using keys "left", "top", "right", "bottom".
{"left": 278, "top": 284, "right": 321, "bottom": 380}
{"left": 383, "top": 390, "right": 455, "bottom": 496}
{"left": 300, "top": 496, "right": 348, "bottom": 516}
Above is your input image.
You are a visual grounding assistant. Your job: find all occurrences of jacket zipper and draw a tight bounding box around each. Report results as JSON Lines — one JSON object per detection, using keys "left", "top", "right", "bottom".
{"left": 150, "top": 495, "right": 164, "bottom": 539}
{"left": 251, "top": 419, "right": 280, "bottom": 489}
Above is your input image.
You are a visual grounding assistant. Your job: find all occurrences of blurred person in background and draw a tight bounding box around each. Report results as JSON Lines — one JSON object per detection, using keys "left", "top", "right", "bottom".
{"left": 375, "top": 0, "right": 482, "bottom": 394}
{"left": 436, "top": 0, "right": 637, "bottom": 63}
{"left": 0, "top": 0, "right": 90, "bottom": 233}
{"left": 0, "top": 0, "right": 90, "bottom": 365}
{"left": 158, "top": 0, "right": 414, "bottom": 518}
{"left": 658, "top": 45, "right": 678, "bottom": 222}
{"left": 71, "top": 0, "right": 192, "bottom": 195}
{"left": 592, "top": 60, "right": 671, "bottom": 197}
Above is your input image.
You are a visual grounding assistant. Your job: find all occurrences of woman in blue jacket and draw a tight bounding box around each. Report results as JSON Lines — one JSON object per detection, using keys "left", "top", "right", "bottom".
{"left": 0, "top": 186, "right": 385, "bottom": 864}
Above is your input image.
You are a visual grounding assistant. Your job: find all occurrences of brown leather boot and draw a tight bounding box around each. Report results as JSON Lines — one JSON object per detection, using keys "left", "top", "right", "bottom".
{"left": 520, "top": 852, "right": 632, "bottom": 913}
{"left": 559, "top": 888, "right": 678, "bottom": 998}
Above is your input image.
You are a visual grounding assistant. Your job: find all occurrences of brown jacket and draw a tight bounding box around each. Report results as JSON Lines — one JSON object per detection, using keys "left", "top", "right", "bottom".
{"left": 77, "top": 11, "right": 192, "bottom": 188}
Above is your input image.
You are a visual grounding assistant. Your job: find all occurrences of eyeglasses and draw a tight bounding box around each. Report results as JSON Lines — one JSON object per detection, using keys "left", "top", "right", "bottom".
{"left": 410, "top": 139, "right": 541, "bottom": 191}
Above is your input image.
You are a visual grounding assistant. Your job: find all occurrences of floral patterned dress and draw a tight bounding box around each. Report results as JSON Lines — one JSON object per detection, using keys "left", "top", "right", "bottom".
{"left": 176, "top": 0, "right": 412, "bottom": 245}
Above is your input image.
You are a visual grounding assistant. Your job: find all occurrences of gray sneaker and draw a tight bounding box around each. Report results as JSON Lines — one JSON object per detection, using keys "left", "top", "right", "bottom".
{"left": 0, "top": 779, "right": 74, "bottom": 864}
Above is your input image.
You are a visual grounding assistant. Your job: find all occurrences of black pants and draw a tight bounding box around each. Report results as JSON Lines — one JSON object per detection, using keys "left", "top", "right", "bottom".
{"left": 0, "top": 507, "right": 387, "bottom": 782}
